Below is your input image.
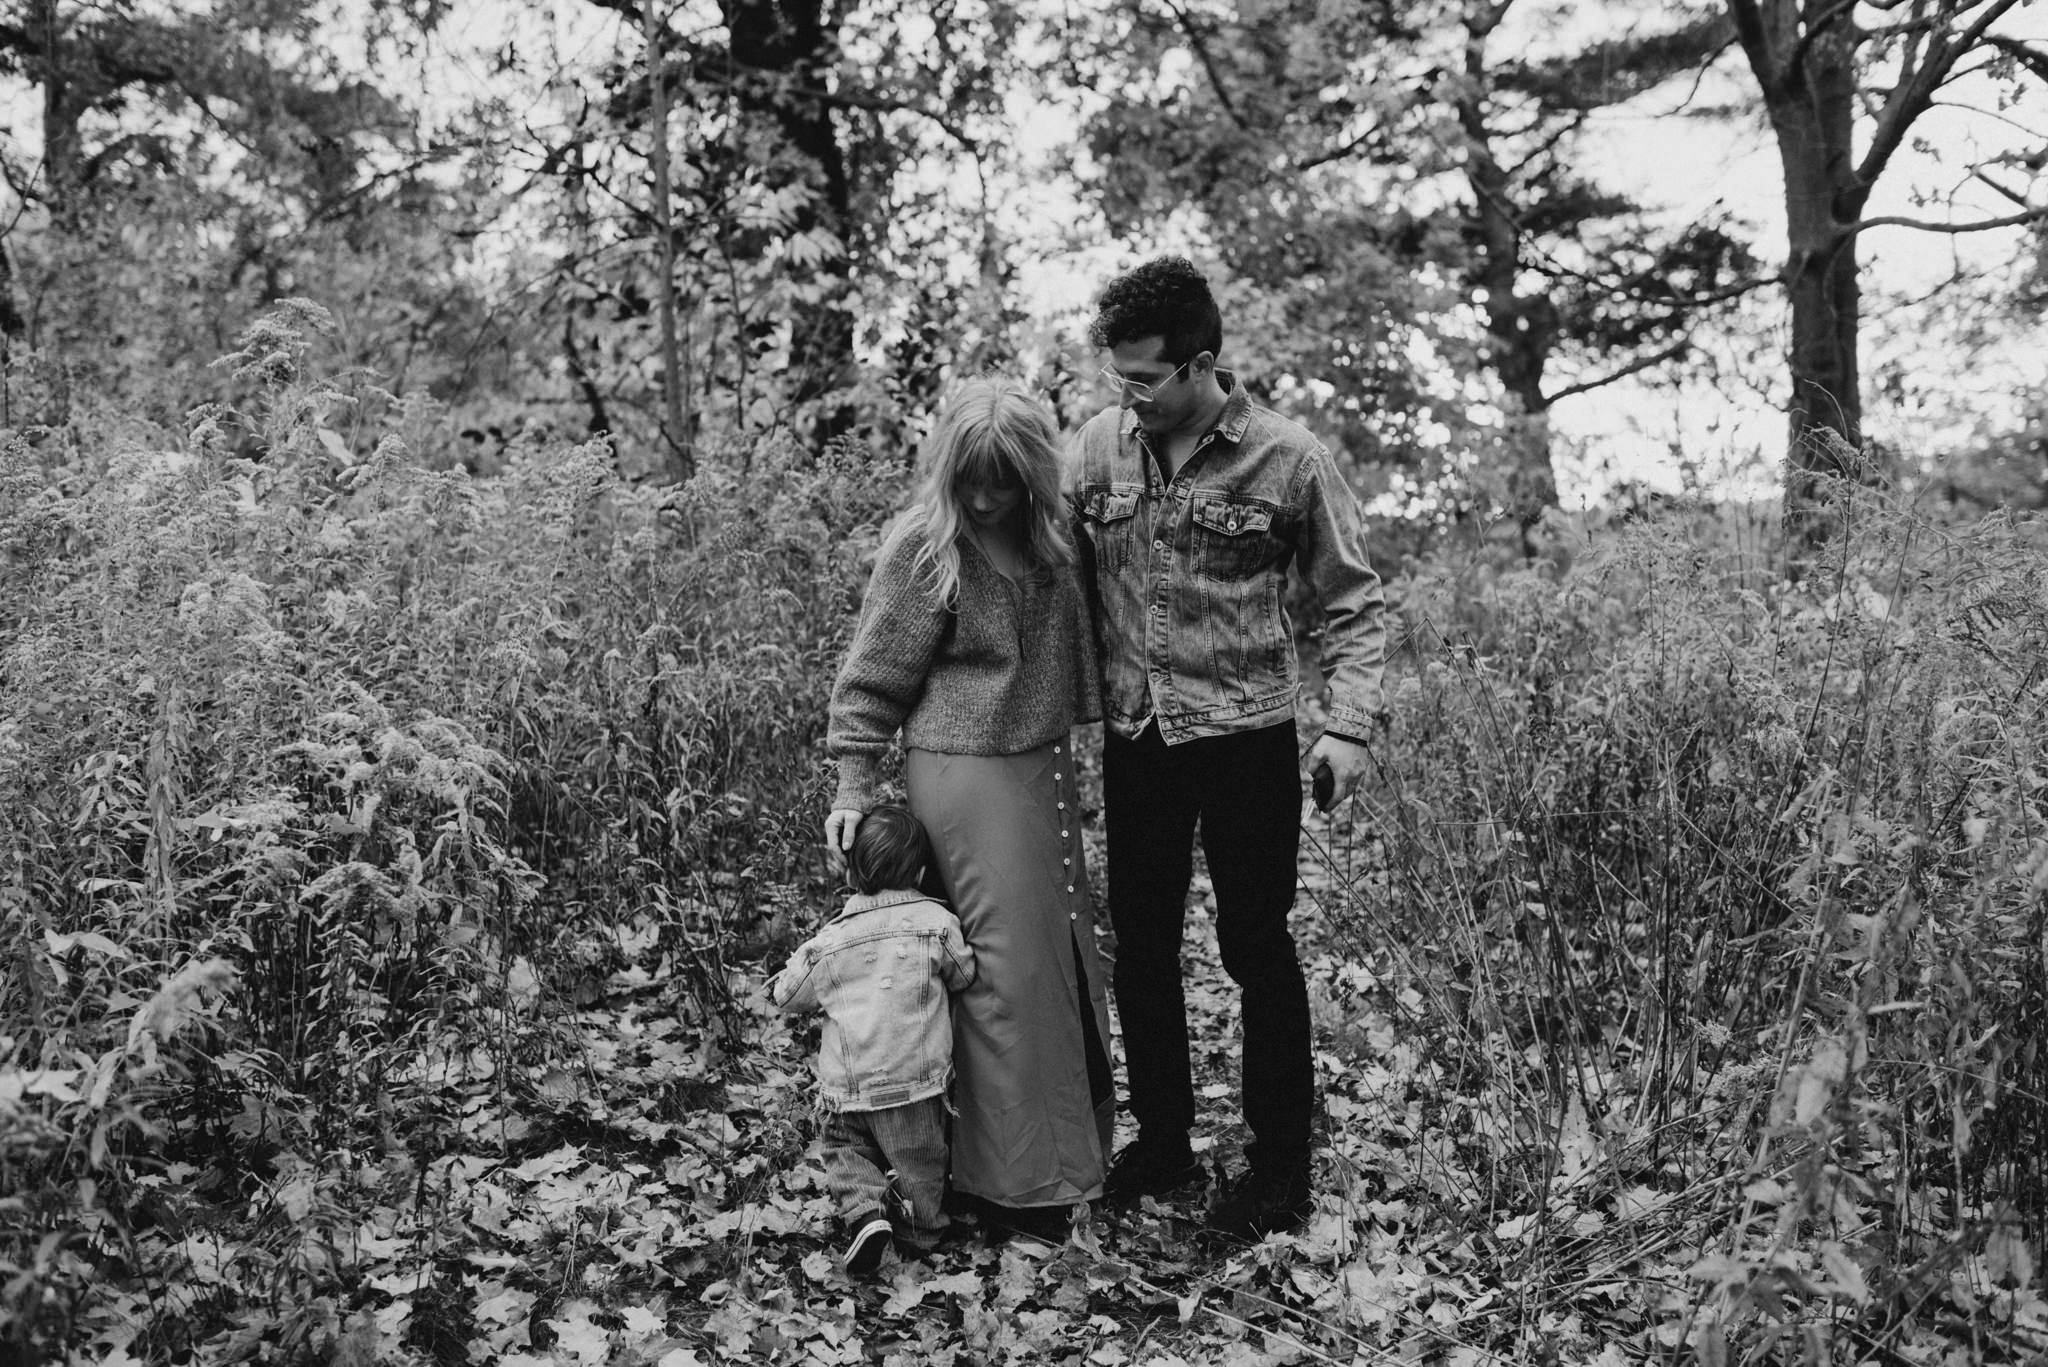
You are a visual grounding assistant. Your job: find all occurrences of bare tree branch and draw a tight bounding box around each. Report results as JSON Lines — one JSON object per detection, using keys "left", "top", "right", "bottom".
{"left": 1862, "top": 0, "right": 2029, "bottom": 189}
{"left": 1723, "top": 0, "right": 1764, "bottom": 56}
{"left": 1786, "top": 0, "right": 1862, "bottom": 80}
{"left": 1988, "top": 34, "right": 2048, "bottom": 83}
{"left": 822, "top": 86, "right": 985, "bottom": 154}
{"left": 1973, "top": 167, "right": 2035, "bottom": 207}
{"left": 1157, "top": 0, "right": 1248, "bottom": 131}
{"left": 1723, "top": 0, "right": 1782, "bottom": 99}
{"left": 1545, "top": 338, "right": 1692, "bottom": 405}
{"left": 1295, "top": 127, "right": 1379, "bottom": 172}
{"left": 1854, "top": 205, "right": 2048, "bottom": 234}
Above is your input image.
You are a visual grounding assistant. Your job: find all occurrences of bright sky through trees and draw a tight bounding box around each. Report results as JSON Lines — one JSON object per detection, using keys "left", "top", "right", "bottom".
{"left": 2, "top": 0, "right": 2039, "bottom": 506}
{"left": 995, "top": 0, "right": 2048, "bottom": 503}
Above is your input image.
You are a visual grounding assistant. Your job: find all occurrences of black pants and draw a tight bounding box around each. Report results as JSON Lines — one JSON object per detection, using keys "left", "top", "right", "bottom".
{"left": 1104, "top": 720, "right": 1313, "bottom": 1165}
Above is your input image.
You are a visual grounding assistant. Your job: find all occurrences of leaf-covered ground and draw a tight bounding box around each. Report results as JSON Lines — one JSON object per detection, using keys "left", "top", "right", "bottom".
{"left": 77, "top": 808, "right": 2040, "bottom": 1366}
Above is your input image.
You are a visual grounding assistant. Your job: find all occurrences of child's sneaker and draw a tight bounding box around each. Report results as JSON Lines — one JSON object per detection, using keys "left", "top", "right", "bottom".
{"left": 843, "top": 1209, "right": 894, "bottom": 1275}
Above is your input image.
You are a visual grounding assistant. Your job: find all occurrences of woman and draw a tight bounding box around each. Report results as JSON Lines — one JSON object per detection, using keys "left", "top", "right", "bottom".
{"left": 825, "top": 378, "right": 1114, "bottom": 1240}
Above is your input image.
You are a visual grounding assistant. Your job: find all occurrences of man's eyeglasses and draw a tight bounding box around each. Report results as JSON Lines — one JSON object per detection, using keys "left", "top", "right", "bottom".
{"left": 1098, "top": 360, "right": 1189, "bottom": 401}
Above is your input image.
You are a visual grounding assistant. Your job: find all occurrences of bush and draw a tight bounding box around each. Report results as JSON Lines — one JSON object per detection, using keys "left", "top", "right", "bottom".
{"left": 1317, "top": 479, "right": 2047, "bottom": 1358}
{"left": 0, "top": 302, "right": 907, "bottom": 1362}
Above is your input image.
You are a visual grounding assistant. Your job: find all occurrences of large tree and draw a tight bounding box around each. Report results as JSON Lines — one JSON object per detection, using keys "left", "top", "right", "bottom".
{"left": 0, "top": 0, "right": 499, "bottom": 425}
{"left": 520, "top": 0, "right": 1040, "bottom": 462}
{"left": 1065, "top": 0, "right": 1760, "bottom": 531}
{"left": 1722, "top": 0, "right": 2048, "bottom": 539}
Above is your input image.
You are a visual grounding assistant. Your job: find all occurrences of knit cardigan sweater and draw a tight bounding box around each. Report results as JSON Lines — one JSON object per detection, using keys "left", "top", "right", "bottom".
{"left": 829, "top": 513, "right": 1102, "bottom": 812}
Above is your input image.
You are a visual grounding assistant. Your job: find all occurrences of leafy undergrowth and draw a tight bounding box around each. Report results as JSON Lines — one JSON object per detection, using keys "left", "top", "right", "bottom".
{"left": 45, "top": 825, "right": 2043, "bottom": 1367}
{"left": 8, "top": 310, "right": 2046, "bottom": 1364}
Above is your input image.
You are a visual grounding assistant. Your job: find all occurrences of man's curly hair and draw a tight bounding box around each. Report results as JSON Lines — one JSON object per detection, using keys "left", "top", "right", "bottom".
{"left": 1087, "top": 256, "right": 1223, "bottom": 366}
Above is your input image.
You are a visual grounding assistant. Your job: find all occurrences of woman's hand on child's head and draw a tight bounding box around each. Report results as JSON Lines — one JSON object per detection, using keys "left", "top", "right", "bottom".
{"left": 824, "top": 808, "right": 864, "bottom": 865}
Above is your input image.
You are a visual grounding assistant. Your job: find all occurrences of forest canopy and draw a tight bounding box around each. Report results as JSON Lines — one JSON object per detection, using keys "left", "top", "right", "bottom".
{"left": 2, "top": 0, "right": 2043, "bottom": 521}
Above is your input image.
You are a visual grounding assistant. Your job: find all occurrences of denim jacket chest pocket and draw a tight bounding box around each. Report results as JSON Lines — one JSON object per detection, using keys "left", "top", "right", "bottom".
{"left": 1079, "top": 487, "right": 1143, "bottom": 575}
{"left": 1191, "top": 495, "right": 1283, "bottom": 581}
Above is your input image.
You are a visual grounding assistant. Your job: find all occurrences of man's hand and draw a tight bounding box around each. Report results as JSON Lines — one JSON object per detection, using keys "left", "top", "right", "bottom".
{"left": 824, "top": 808, "right": 863, "bottom": 867}
{"left": 1305, "top": 733, "right": 1372, "bottom": 810}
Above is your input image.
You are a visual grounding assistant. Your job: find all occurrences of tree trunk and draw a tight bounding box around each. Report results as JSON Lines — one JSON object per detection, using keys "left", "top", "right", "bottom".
{"left": 1460, "top": 2, "right": 1559, "bottom": 539}
{"left": 32, "top": 0, "right": 79, "bottom": 215}
{"left": 0, "top": 239, "right": 21, "bottom": 341}
{"left": 643, "top": 0, "right": 694, "bottom": 483}
{"left": 1730, "top": 0, "right": 1873, "bottom": 550}
{"left": 1772, "top": 16, "right": 1866, "bottom": 546}
{"left": 720, "top": 0, "right": 855, "bottom": 438}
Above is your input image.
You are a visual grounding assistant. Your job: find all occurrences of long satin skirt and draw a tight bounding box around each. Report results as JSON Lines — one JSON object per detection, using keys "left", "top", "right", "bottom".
{"left": 906, "top": 740, "right": 1115, "bottom": 1208}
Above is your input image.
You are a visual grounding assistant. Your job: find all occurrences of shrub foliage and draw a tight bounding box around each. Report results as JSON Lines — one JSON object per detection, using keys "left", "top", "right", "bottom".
{"left": 1315, "top": 490, "right": 2048, "bottom": 1358}
{"left": 2, "top": 305, "right": 2044, "bottom": 1363}
{"left": 1, "top": 305, "right": 905, "bottom": 1360}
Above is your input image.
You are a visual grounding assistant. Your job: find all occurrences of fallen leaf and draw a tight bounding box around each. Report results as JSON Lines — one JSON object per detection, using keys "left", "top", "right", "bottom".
{"left": 512, "top": 1145, "right": 583, "bottom": 1182}
{"left": 620, "top": 1305, "right": 666, "bottom": 1334}
{"left": 546, "top": 1315, "right": 613, "bottom": 1362}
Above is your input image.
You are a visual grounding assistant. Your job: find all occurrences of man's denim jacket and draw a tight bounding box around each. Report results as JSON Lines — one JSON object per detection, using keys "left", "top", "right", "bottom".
{"left": 1068, "top": 373, "right": 1386, "bottom": 743}
{"left": 770, "top": 889, "right": 977, "bottom": 1112}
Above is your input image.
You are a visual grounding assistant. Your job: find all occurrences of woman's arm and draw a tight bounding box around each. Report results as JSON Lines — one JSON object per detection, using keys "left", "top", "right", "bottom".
{"left": 826, "top": 520, "right": 950, "bottom": 813}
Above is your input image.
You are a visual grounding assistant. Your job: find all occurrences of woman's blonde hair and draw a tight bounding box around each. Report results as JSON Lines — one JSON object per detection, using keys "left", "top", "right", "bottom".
{"left": 898, "top": 378, "right": 1075, "bottom": 608}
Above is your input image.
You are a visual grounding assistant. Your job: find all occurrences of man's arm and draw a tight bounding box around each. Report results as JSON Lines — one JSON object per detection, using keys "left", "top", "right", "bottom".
{"left": 1294, "top": 445, "right": 1388, "bottom": 805}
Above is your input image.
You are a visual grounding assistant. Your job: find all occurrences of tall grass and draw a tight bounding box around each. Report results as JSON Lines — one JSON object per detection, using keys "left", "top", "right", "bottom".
{"left": 5, "top": 301, "right": 2043, "bottom": 1363}
{"left": 0, "top": 304, "right": 906, "bottom": 1360}
{"left": 1308, "top": 487, "right": 2046, "bottom": 1359}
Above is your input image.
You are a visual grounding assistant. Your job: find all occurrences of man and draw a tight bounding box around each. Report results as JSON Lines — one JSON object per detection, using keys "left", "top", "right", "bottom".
{"left": 1069, "top": 255, "right": 1386, "bottom": 1239}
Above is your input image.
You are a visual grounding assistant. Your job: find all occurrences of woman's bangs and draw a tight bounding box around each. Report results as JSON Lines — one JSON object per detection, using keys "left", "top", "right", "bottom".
{"left": 954, "top": 432, "right": 1021, "bottom": 490}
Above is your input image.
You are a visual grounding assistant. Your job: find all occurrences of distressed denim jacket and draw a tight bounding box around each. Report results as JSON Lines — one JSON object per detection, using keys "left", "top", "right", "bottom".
{"left": 1068, "top": 373, "right": 1387, "bottom": 744}
{"left": 770, "top": 889, "right": 978, "bottom": 1112}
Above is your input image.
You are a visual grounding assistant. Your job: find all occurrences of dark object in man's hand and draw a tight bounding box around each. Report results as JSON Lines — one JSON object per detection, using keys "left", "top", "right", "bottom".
{"left": 1311, "top": 761, "right": 1335, "bottom": 813}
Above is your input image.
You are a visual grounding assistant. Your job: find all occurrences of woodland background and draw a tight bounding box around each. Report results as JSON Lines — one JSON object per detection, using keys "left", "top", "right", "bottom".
{"left": 3, "top": 1, "right": 2047, "bottom": 1364}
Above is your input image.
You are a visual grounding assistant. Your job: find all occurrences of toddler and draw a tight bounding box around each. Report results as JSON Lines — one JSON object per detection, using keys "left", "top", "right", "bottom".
{"left": 771, "top": 804, "right": 976, "bottom": 1273}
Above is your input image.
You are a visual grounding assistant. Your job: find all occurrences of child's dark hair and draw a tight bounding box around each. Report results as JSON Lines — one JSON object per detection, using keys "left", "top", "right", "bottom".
{"left": 846, "top": 804, "right": 931, "bottom": 895}
{"left": 1087, "top": 255, "right": 1224, "bottom": 366}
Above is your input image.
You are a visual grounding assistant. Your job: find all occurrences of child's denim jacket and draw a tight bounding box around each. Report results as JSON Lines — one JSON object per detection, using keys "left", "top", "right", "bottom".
{"left": 770, "top": 889, "right": 977, "bottom": 1112}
